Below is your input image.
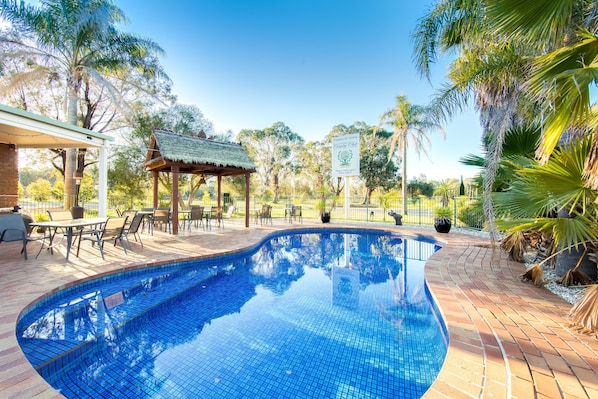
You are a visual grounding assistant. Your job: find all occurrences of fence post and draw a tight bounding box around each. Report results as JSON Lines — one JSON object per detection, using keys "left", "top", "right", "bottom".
{"left": 452, "top": 196, "right": 457, "bottom": 227}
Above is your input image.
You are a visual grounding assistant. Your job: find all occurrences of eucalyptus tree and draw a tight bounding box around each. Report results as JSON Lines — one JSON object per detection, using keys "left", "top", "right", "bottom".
{"left": 360, "top": 144, "right": 399, "bottom": 205}
{"left": 115, "top": 104, "right": 215, "bottom": 209}
{"left": 238, "top": 121, "right": 304, "bottom": 203}
{"left": 296, "top": 140, "right": 330, "bottom": 203}
{"left": 0, "top": 0, "right": 169, "bottom": 209}
{"left": 377, "top": 95, "right": 443, "bottom": 215}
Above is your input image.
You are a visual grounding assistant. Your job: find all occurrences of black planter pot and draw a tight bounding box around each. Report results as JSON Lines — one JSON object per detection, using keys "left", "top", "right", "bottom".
{"left": 321, "top": 212, "right": 331, "bottom": 223}
{"left": 555, "top": 247, "right": 597, "bottom": 281}
{"left": 71, "top": 206, "right": 85, "bottom": 219}
{"left": 434, "top": 218, "right": 451, "bottom": 233}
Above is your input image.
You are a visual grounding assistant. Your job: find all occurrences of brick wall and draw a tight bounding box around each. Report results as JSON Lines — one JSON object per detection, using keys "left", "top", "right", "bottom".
{"left": 0, "top": 144, "right": 18, "bottom": 208}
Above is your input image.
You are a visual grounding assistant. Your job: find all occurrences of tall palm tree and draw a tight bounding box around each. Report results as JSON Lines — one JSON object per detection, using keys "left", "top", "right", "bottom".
{"left": 412, "top": 0, "right": 539, "bottom": 238}
{"left": 377, "top": 94, "right": 443, "bottom": 215}
{"left": 0, "top": 0, "right": 167, "bottom": 208}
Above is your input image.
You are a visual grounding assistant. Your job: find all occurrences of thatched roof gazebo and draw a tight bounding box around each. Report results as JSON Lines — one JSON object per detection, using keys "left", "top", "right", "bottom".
{"left": 143, "top": 130, "right": 256, "bottom": 233}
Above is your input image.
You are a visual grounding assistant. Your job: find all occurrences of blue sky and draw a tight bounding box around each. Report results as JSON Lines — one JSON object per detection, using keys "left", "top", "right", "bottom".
{"left": 117, "top": 0, "right": 483, "bottom": 181}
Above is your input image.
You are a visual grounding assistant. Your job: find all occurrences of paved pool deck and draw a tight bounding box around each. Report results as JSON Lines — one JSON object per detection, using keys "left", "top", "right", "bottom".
{"left": 0, "top": 220, "right": 596, "bottom": 398}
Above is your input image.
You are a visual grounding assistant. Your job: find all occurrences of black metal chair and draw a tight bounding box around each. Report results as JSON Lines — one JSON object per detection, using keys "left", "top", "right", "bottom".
{"left": 140, "top": 207, "right": 155, "bottom": 234}
{"left": 120, "top": 210, "right": 137, "bottom": 225}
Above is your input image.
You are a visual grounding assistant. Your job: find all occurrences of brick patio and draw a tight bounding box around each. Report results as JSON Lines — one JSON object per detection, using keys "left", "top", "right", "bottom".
{"left": 0, "top": 220, "right": 596, "bottom": 398}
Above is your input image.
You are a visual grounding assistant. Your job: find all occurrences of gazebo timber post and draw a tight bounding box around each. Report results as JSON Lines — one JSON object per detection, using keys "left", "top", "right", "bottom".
{"left": 152, "top": 171, "right": 159, "bottom": 208}
{"left": 217, "top": 175, "right": 222, "bottom": 215}
{"left": 245, "top": 172, "right": 250, "bottom": 227}
{"left": 172, "top": 166, "right": 179, "bottom": 235}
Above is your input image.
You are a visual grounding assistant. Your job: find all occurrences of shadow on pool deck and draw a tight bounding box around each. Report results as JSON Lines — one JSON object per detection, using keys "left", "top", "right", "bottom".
{"left": 0, "top": 219, "right": 596, "bottom": 398}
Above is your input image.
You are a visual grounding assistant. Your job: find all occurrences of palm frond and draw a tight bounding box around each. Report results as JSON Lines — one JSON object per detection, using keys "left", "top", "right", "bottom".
{"left": 500, "top": 231, "right": 527, "bottom": 262}
{"left": 487, "top": 0, "right": 577, "bottom": 46}
{"left": 527, "top": 30, "right": 598, "bottom": 161}
{"left": 520, "top": 264, "right": 544, "bottom": 287}
{"left": 411, "top": 0, "right": 486, "bottom": 80}
{"left": 557, "top": 269, "right": 593, "bottom": 286}
{"left": 568, "top": 284, "right": 598, "bottom": 335}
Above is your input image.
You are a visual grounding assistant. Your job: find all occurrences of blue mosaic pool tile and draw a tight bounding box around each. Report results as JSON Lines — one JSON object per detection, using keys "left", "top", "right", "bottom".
{"left": 18, "top": 231, "right": 446, "bottom": 399}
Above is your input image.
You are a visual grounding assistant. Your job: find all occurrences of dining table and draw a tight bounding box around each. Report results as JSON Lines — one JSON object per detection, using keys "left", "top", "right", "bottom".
{"left": 30, "top": 217, "right": 107, "bottom": 262}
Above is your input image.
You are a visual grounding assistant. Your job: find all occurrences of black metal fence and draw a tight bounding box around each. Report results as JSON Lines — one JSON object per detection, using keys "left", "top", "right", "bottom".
{"left": 17, "top": 194, "right": 486, "bottom": 230}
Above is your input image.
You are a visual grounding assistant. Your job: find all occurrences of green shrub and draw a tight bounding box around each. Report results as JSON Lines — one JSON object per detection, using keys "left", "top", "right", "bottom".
{"left": 458, "top": 205, "right": 484, "bottom": 229}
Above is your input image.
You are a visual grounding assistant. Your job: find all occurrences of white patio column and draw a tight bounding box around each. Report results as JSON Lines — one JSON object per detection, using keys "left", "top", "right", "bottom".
{"left": 97, "top": 144, "right": 108, "bottom": 217}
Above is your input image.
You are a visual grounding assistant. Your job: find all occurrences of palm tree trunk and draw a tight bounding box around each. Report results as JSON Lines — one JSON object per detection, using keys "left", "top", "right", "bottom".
{"left": 401, "top": 131, "right": 408, "bottom": 215}
{"left": 583, "top": 126, "right": 598, "bottom": 189}
{"left": 64, "top": 91, "right": 78, "bottom": 210}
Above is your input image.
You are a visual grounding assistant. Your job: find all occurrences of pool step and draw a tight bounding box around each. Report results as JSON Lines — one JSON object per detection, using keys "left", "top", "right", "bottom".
{"left": 18, "top": 263, "right": 232, "bottom": 374}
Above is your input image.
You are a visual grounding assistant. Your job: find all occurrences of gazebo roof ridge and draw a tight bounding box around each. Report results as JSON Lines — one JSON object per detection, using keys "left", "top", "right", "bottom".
{"left": 155, "top": 128, "right": 243, "bottom": 147}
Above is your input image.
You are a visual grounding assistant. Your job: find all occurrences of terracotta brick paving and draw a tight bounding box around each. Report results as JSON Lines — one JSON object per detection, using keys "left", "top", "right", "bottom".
{"left": 0, "top": 221, "right": 596, "bottom": 398}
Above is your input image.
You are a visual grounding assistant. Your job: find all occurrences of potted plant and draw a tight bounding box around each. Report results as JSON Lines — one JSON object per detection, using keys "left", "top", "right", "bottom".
{"left": 34, "top": 213, "right": 50, "bottom": 234}
{"left": 433, "top": 206, "right": 452, "bottom": 233}
{"left": 316, "top": 199, "right": 330, "bottom": 223}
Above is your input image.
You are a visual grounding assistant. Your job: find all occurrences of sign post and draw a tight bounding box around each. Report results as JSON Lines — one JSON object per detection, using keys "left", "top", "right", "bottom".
{"left": 332, "top": 134, "right": 360, "bottom": 220}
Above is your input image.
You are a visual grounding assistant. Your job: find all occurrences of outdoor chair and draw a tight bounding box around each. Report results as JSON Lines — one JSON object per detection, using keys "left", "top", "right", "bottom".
{"left": 153, "top": 208, "right": 171, "bottom": 234}
{"left": 78, "top": 217, "right": 128, "bottom": 260}
{"left": 284, "top": 204, "right": 294, "bottom": 222}
{"left": 47, "top": 209, "right": 83, "bottom": 249}
{"left": 120, "top": 210, "right": 137, "bottom": 226}
{"left": 140, "top": 207, "right": 155, "bottom": 233}
{"left": 0, "top": 214, "right": 39, "bottom": 260}
{"left": 188, "top": 206, "right": 204, "bottom": 231}
{"left": 257, "top": 205, "right": 273, "bottom": 225}
{"left": 221, "top": 205, "right": 235, "bottom": 228}
{"left": 47, "top": 209, "right": 73, "bottom": 222}
{"left": 204, "top": 206, "right": 215, "bottom": 230}
{"left": 122, "top": 213, "right": 144, "bottom": 249}
{"left": 291, "top": 205, "right": 302, "bottom": 224}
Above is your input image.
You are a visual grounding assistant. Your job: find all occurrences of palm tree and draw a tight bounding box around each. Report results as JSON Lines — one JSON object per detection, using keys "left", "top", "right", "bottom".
{"left": 486, "top": 0, "right": 598, "bottom": 185}
{"left": 493, "top": 136, "right": 598, "bottom": 286}
{"left": 412, "top": 0, "right": 540, "bottom": 239}
{"left": 433, "top": 179, "right": 457, "bottom": 207}
{"left": 460, "top": 124, "right": 541, "bottom": 192}
{"left": 0, "top": 0, "right": 168, "bottom": 208}
{"left": 377, "top": 94, "right": 443, "bottom": 215}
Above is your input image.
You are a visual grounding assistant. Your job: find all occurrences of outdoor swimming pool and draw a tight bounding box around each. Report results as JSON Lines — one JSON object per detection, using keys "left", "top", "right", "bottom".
{"left": 17, "top": 229, "right": 448, "bottom": 399}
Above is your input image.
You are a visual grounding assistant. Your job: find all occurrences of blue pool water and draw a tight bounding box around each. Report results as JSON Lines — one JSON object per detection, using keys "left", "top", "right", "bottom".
{"left": 17, "top": 229, "right": 448, "bottom": 399}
